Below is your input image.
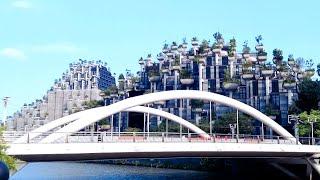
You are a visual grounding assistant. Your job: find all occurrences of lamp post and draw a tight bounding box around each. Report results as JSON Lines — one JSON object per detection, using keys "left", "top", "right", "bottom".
{"left": 209, "top": 102, "right": 212, "bottom": 135}
{"left": 229, "top": 123, "right": 236, "bottom": 139}
{"left": 288, "top": 114, "right": 300, "bottom": 141}
{"left": 2, "top": 97, "right": 10, "bottom": 126}
{"left": 308, "top": 117, "right": 317, "bottom": 145}
{"left": 236, "top": 109, "right": 239, "bottom": 141}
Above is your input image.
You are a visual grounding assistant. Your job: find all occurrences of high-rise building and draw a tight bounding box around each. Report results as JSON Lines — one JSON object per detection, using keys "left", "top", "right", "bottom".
{"left": 8, "top": 59, "right": 115, "bottom": 131}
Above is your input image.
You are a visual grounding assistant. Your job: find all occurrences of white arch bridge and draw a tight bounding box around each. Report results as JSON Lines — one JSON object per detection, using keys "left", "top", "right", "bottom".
{"left": 4, "top": 90, "right": 320, "bottom": 175}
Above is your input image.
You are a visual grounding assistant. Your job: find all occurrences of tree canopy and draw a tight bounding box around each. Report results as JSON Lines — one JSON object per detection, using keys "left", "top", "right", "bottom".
{"left": 213, "top": 112, "right": 254, "bottom": 134}
{"left": 298, "top": 110, "right": 320, "bottom": 137}
{"left": 0, "top": 126, "right": 17, "bottom": 170}
{"left": 294, "top": 79, "right": 320, "bottom": 113}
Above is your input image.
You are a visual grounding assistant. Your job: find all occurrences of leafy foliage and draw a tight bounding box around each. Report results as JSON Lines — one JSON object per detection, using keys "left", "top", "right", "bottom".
{"left": 295, "top": 79, "right": 320, "bottom": 112}
{"left": 298, "top": 110, "right": 320, "bottom": 137}
{"left": 242, "top": 41, "right": 250, "bottom": 54}
{"left": 213, "top": 112, "right": 254, "bottom": 134}
{"left": 190, "top": 99, "right": 204, "bottom": 108}
{"left": 180, "top": 69, "right": 192, "bottom": 79}
{"left": 82, "top": 100, "right": 104, "bottom": 109}
{"left": 0, "top": 126, "right": 17, "bottom": 170}
{"left": 124, "top": 127, "right": 142, "bottom": 132}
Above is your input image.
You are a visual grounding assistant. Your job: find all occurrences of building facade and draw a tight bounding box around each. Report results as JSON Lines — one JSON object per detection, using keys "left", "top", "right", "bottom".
{"left": 7, "top": 60, "right": 115, "bottom": 131}
{"left": 105, "top": 34, "right": 315, "bottom": 134}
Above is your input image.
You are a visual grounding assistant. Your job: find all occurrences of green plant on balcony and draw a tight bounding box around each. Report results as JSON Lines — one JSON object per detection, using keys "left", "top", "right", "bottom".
{"left": 131, "top": 76, "right": 139, "bottom": 84}
{"left": 108, "top": 85, "right": 118, "bottom": 95}
{"left": 180, "top": 69, "right": 192, "bottom": 79}
{"left": 191, "top": 37, "right": 198, "bottom": 45}
{"left": 172, "top": 56, "right": 180, "bottom": 66}
{"left": 265, "top": 104, "right": 279, "bottom": 117}
{"left": 118, "top": 73, "right": 125, "bottom": 80}
{"left": 288, "top": 54, "right": 294, "bottom": 62}
{"left": 255, "top": 35, "right": 263, "bottom": 46}
{"left": 283, "top": 75, "right": 295, "bottom": 84}
{"left": 228, "top": 38, "right": 236, "bottom": 57}
{"left": 212, "top": 42, "right": 220, "bottom": 50}
{"left": 272, "top": 48, "right": 283, "bottom": 65}
{"left": 260, "top": 62, "right": 273, "bottom": 70}
{"left": 277, "top": 62, "right": 289, "bottom": 73}
{"left": 305, "top": 59, "right": 314, "bottom": 71}
{"left": 223, "top": 69, "right": 239, "bottom": 84}
{"left": 183, "top": 37, "right": 187, "bottom": 44}
{"left": 258, "top": 51, "right": 267, "bottom": 56}
{"left": 213, "top": 32, "right": 224, "bottom": 44}
{"left": 317, "top": 63, "right": 320, "bottom": 77}
{"left": 242, "top": 41, "right": 250, "bottom": 54}
{"left": 199, "top": 40, "right": 209, "bottom": 54}
{"left": 103, "top": 89, "right": 111, "bottom": 97}
{"left": 148, "top": 70, "right": 160, "bottom": 77}
{"left": 242, "top": 61, "right": 252, "bottom": 70}
{"left": 230, "top": 37, "right": 236, "bottom": 47}
{"left": 191, "top": 99, "right": 204, "bottom": 108}
{"left": 193, "top": 55, "right": 201, "bottom": 64}
{"left": 163, "top": 43, "right": 168, "bottom": 49}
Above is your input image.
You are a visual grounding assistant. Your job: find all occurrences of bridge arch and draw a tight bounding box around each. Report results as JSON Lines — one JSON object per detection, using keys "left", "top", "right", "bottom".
{"left": 15, "top": 106, "right": 209, "bottom": 143}
{"left": 41, "top": 90, "right": 295, "bottom": 143}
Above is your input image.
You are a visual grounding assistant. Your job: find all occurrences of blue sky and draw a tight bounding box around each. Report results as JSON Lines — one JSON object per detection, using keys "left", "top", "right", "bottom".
{"left": 0, "top": 0, "right": 320, "bottom": 116}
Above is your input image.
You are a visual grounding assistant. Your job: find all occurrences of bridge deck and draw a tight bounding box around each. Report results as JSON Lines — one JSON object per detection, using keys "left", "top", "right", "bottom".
{"left": 7, "top": 142, "right": 320, "bottom": 162}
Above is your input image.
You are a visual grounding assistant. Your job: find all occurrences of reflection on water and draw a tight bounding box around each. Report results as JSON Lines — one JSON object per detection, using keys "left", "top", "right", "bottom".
{"left": 11, "top": 162, "right": 220, "bottom": 180}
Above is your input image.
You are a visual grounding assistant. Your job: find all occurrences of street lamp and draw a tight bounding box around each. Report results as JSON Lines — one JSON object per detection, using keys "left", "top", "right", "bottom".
{"left": 229, "top": 123, "right": 236, "bottom": 139}
{"left": 308, "top": 117, "right": 317, "bottom": 145}
{"left": 288, "top": 114, "right": 301, "bottom": 140}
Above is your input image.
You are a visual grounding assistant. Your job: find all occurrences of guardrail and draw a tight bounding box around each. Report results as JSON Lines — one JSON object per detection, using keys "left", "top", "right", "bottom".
{"left": 3, "top": 131, "right": 319, "bottom": 145}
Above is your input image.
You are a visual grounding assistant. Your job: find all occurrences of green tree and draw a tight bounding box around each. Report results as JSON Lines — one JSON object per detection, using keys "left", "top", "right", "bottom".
{"left": 154, "top": 121, "right": 182, "bottom": 133}
{"left": 298, "top": 110, "right": 320, "bottom": 137}
{"left": 124, "top": 127, "right": 142, "bottom": 132}
{"left": 82, "top": 100, "right": 108, "bottom": 125}
{"left": 213, "top": 112, "right": 254, "bottom": 134}
{"left": 295, "top": 79, "right": 320, "bottom": 113}
{"left": 0, "top": 126, "right": 17, "bottom": 170}
{"left": 82, "top": 100, "right": 104, "bottom": 109}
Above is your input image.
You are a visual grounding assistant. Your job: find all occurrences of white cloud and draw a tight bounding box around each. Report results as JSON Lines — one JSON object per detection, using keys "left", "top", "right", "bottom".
{"left": 12, "top": 1, "right": 33, "bottom": 9}
{"left": 31, "top": 43, "right": 81, "bottom": 54}
{"left": 0, "top": 48, "right": 27, "bottom": 60}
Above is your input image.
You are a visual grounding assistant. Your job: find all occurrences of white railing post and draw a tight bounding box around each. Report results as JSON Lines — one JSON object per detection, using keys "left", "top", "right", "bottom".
{"left": 65, "top": 134, "right": 69, "bottom": 143}
{"left": 133, "top": 132, "right": 136, "bottom": 142}
{"left": 162, "top": 132, "right": 165, "bottom": 142}
{"left": 27, "top": 133, "right": 30, "bottom": 144}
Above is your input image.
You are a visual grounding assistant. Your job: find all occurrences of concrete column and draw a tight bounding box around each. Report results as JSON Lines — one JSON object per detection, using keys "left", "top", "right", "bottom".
{"left": 174, "top": 70, "right": 178, "bottom": 90}
{"left": 199, "top": 64, "right": 203, "bottom": 91}
{"left": 163, "top": 74, "right": 167, "bottom": 91}
{"left": 157, "top": 105, "right": 161, "bottom": 126}
{"left": 265, "top": 76, "right": 270, "bottom": 105}
{"left": 230, "top": 60, "right": 234, "bottom": 78}
{"left": 288, "top": 89, "right": 293, "bottom": 106}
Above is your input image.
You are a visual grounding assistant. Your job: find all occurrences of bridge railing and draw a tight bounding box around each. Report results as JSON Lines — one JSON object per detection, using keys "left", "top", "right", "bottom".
{"left": 4, "top": 131, "right": 319, "bottom": 145}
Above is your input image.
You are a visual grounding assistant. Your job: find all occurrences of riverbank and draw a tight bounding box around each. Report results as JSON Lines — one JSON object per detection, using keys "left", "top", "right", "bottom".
{"left": 10, "top": 160, "right": 27, "bottom": 176}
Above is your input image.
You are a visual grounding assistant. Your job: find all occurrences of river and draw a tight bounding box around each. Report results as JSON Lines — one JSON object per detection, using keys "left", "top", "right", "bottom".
{"left": 11, "top": 162, "right": 221, "bottom": 179}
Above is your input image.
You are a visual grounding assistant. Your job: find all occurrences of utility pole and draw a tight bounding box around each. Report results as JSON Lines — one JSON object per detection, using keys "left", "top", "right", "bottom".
{"left": 2, "top": 97, "right": 10, "bottom": 126}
